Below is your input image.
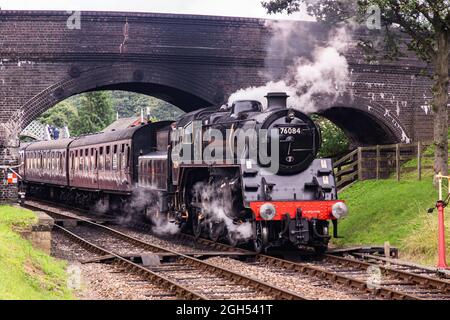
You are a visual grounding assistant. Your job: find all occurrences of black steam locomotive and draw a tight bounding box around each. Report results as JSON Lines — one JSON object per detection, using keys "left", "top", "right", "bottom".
{"left": 20, "top": 92, "right": 347, "bottom": 253}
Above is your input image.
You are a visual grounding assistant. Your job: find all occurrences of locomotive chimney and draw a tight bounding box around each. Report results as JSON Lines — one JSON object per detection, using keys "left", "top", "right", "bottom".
{"left": 265, "top": 92, "right": 289, "bottom": 110}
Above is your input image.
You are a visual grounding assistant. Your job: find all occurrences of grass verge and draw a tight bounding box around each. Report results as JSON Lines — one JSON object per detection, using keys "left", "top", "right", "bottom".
{"left": 0, "top": 205, "right": 74, "bottom": 299}
{"left": 333, "top": 177, "right": 450, "bottom": 266}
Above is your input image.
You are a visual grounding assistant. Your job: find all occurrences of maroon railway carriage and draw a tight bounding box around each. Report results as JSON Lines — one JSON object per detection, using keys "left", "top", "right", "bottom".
{"left": 20, "top": 122, "right": 172, "bottom": 206}
{"left": 22, "top": 138, "right": 72, "bottom": 187}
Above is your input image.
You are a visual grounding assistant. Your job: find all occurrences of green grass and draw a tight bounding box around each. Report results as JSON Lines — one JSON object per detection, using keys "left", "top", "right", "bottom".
{"left": 334, "top": 177, "right": 450, "bottom": 266}
{"left": 0, "top": 205, "right": 74, "bottom": 300}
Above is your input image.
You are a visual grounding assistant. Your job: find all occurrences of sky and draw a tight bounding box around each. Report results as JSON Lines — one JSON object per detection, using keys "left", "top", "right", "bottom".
{"left": 0, "top": 0, "right": 314, "bottom": 20}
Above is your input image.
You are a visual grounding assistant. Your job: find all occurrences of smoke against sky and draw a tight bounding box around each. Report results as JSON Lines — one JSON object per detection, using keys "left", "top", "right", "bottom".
{"left": 0, "top": 0, "right": 314, "bottom": 21}
{"left": 228, "top": 22, "right": 352, "bottom": 113}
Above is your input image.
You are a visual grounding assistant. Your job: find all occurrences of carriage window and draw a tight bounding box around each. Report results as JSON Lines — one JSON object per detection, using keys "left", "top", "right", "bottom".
{"left": 112, "top": 145, "right": 118, "bottom": 170}
{"left": 121, "top": 144, "right": 126, "bottom": 169}
{"left": 75, "top": 150, "right": 79, "bottom": 171}
{"left": 85, "top": 149, "right": 89, "bottom": 171}
{"left": 184, "top": 122, "right": 193, "bottom": 144}
{"left": 105, "top": 146, "right": 111, "bottom": 170}
{"left": 79, "top": 149, "right": 84, "bottom": 171}
{"left": 94, "top": 149, "right": 98, "bottom": 170}
{"left": 90, "top": 148, "right": 94, "bottom": 171}
{"left": 126, "top": 145, "right": 131, "bottom": 169}
{"left": 99, "top": 147, "right": 104, "bottom": 170}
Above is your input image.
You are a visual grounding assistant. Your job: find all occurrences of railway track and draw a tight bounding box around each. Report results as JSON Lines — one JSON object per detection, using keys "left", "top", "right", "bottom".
{"left": 24, "top": 200, "right": 450, "bottom": 300}
{"left": 172, "top": 233, "right": 448, "bottom": 300}
{"left": 344, "top": 252, "right": 450, "bottom": 280}
{"left": 26, "top": 201, "right": 306, "bottom": 300}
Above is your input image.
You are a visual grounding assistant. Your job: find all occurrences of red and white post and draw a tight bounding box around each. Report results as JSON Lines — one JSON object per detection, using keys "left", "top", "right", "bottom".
{"left": 436, "top": 173, "right": 449, "bottom": 269}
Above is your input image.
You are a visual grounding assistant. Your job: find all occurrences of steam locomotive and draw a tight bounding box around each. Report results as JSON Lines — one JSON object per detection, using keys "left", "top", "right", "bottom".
{"left": 19, "top": 92, "right": 347, "bottom": 253}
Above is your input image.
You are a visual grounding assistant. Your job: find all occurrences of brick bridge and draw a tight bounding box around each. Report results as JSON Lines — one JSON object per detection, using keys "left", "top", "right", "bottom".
{"left": 0, "top": 10, "right": 440, "bottom": 202}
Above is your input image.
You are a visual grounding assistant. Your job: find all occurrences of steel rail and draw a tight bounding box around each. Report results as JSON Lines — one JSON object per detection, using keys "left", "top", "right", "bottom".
{"left": 172, "top": 233, "right": 424, "bottom": 300}
{"left": 53, "top": 224, "right": 208, "bottom": 300}
{"left": 26, "top": 200, "right": 425, "bottom": 300}
{"left": 323, "top": 254, "right": 450, "bottom": 293}
{"left": 28, "top": 201, "right": 307, "bottom": 300}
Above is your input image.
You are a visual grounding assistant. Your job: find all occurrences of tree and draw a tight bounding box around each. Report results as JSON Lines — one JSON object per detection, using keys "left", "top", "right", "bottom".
{"left": 38, "top": 101, "right": 78, "bottom": 129}
{"left": 312, "top": 115, "right": 350, "bottom": 158}
{"left": 72, "top": 91, "right": 114, "bottom": 136}
{"left": 110, "top": 91, "right": 184, "bottom": 120}
{"left": 263, "top": 0, "right": 450, "bottom": 178}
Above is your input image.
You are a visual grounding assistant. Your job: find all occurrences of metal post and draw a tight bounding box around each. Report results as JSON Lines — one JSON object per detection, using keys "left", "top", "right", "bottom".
{"left": 436, "top": 201, "right": 449, "bottom": 269}
{"left": 396, "top": 144, "right": 400, "bottom": 181}
{"left": 376, "top": 145, "right": 380, "bottom": 180}
{"left": 435, "top": 173, "right": 449, "bottom": 269}
{"left": 417, "top": 141, "right": 422, "bottom": 181}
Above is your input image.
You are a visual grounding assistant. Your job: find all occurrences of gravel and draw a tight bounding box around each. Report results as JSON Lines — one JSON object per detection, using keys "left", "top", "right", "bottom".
{"left": 205, "top": 257, "right": 364, "bottom": 300}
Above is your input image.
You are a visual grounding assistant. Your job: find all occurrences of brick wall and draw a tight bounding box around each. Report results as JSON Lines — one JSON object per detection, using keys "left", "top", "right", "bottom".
{"left": 0, "top": 10, "right": 445, "bottom": 202}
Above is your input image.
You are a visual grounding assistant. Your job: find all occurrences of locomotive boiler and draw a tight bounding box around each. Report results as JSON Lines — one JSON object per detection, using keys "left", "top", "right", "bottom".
{"left": 19, "top": 92, "right": 347, "bottom": 254}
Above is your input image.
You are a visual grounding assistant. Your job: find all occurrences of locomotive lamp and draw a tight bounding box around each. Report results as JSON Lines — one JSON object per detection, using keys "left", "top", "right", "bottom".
{"left": 260, "top": 203, "right": 276, "bottom": 220}
{"left": 331, "top": 202, "right": 348, "bottom": 219}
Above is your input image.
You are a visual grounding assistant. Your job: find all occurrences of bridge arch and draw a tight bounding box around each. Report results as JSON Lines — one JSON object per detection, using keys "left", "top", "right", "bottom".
{"left": 318, "top": 94, "right": 410, "bottom": 146}
{"left": 16, "top": 63, "right": 220, "bottom": 131}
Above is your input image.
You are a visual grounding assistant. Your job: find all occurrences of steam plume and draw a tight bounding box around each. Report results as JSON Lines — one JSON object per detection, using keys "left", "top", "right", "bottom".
{"left": 228, "top": 22, "right": 353, "bottom": 113}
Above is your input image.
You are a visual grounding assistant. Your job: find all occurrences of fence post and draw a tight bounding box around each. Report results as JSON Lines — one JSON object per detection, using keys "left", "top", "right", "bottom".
{"left": 358, "top": 147, "right": 363, "bottom": 180}
{"left": 376, "top": 145, "right": 380, "bottom": 180}
{"left": 396, "top": 144, "right": 400, "bottom": 181}
{"left": 417, "top": 141, "right": 422, "bottom": 181}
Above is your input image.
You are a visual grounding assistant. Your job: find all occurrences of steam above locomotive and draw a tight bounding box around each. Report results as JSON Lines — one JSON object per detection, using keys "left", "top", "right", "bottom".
{"left": 19, "top": 92, "right": 347, "bottom": 253}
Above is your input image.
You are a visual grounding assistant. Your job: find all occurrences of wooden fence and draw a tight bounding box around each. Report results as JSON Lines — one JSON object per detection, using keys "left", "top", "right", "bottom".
{"left": 333, "top": 142, "right": 433, "bottom": 191}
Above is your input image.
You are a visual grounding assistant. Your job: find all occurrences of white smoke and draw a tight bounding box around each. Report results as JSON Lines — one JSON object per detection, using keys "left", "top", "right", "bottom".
{"left": 193, "top": 181, "right": 253, "bottom": 241}
{"left": 94, "top": 187, "right": 180, "bottom": 236}
{"left": 151, "top": 214, "right": 180, "bottom": 236}
{"left": 228, "top": 22, "right": 353, "bottom": 113}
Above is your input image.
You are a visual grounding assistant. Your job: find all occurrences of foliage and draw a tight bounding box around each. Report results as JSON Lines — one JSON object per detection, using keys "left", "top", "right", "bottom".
{"left": 312, "top": 115, "right": 350, "bottom": 158}
{"left": 38, "top": 91, "right": 184, "bottom": 137}
{"left": 38, "top": 101, "right": 78, "bottom": 129}
{"left": 262, "top": 0, "right": 450, "bottom": 178}
{"left": 110, "top": 91, "right": 184, "bottom": 121}
{"left": 70, "top": 91, "right": 114, "bottom": 136}
{"left": 0, "top": 205, "right": 74, "bottom": 299}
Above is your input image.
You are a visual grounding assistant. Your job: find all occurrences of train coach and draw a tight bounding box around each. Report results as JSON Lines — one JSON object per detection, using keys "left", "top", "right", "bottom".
{"left": 21, "top": 121, "right": 172, "bottom": 209}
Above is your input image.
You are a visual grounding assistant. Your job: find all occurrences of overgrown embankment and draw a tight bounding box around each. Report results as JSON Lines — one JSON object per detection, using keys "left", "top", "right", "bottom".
{"left": 0, "top": 205, "right": 73, "bottom": 299}
{"left": 334, "top": 149, "right": 450, "bottom": 265}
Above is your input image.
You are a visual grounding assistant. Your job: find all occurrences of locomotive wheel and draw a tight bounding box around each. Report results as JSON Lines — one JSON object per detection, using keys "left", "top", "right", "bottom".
{"left": 192, "top": 210, "right": 203, "bottom": 240}
{"left": 313, "top": 245, "right": 328, "bottom": 255}
{"left": 208, "top": 220, "right": 224, "bottom": 242}
{"left": 253, "top": 221, "right": 268, "bottom": 254}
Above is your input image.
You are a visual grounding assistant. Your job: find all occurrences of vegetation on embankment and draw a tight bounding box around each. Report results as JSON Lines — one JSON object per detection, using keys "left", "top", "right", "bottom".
{"left": 334, "top": 175, "right": 450, "bottom": 266}
{"left": 0, "top": 205, "right": 73, "bottom": 299}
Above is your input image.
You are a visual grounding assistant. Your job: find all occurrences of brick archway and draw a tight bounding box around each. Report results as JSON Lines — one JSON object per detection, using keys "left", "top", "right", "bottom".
{"left": 16, "top": 63, "right": 219, "bottom": 131}
{"left": 319, "top": 94, "right": 410, "bottom": 146}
